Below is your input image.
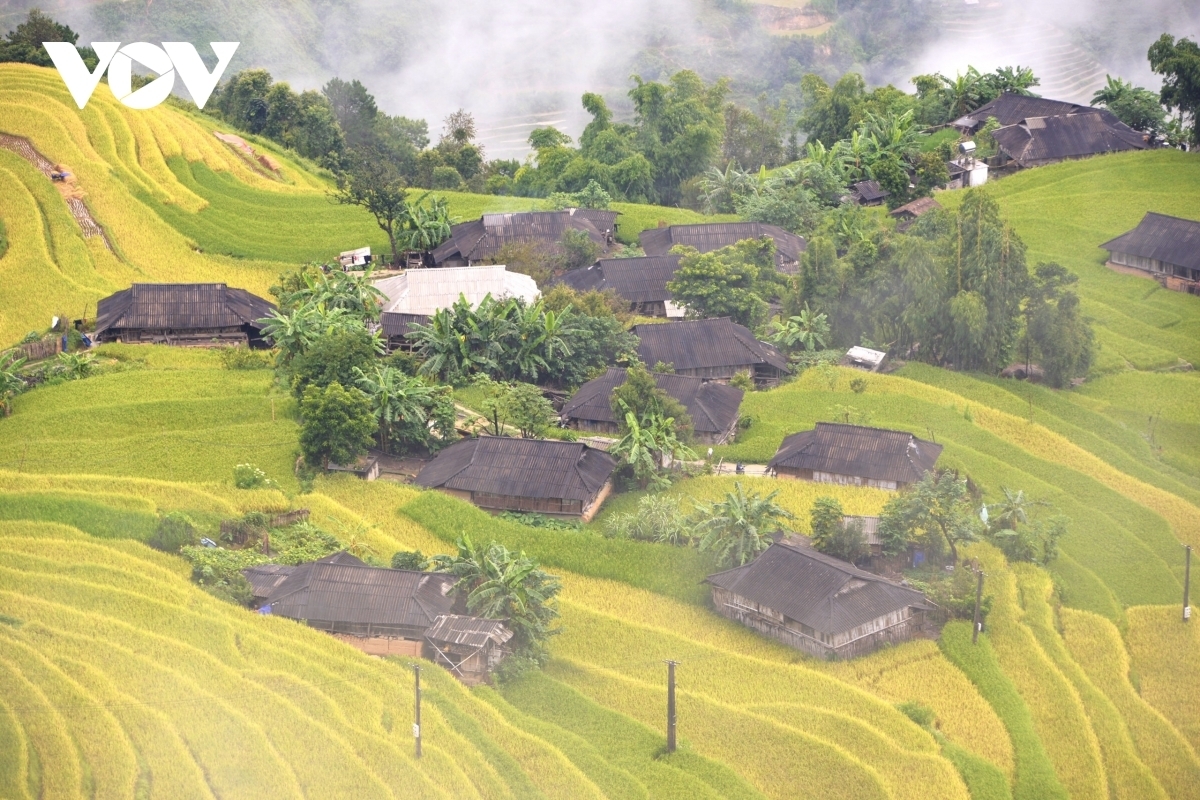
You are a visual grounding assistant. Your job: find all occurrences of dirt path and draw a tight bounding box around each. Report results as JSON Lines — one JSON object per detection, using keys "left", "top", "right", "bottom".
{"left": 0, "top": 132, "right": 112, "bottom": 250}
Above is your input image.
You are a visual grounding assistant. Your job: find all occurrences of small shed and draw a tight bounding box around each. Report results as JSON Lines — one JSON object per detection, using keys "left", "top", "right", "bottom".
{"left": 414, "top": 436, "right": 617, "bottom": 521}
{"left": 431, "top": 210, "right": 616, "bottom": 266}
{"left": 768, "top": 422, "right": 942, "bottom": 490}
{"left": 843, "top": 515, "right": 883, "bottom": 556}
{"left": 424, "top": 614, "right": 514, "bottom": 685}
{"left": 338, "top": 247, "right": 372, "bottom": 269}
{"left": 946, "top": 156, "right": 988, "bottom": 189}
{"left": 840, "top": 346, "right": 887, "bottom": 372}
{"left": 639, "top": 222, "right": 806, "bottom": 274}
{"left": 889, "top": 197, "right": 941, "bottom": 231}
{"left": 561, "top": 367, "right": 744, "bottom": 444}
{"left": 554, "top": 255, "right": 685, "bottom": 317}
{"left": 1099, "top": 212, "right": 1200, "bottom": 293}
{"left": 326, "top": 456, "right": 381, "bottom": 481}
{"left": 705, "top": 539, "right": 934, "bottom": 659}
{"left": 851, "top": 180, "right": 889, "bottom": 206}
{"left": 631, "top": 318, "right": 789, "bottom": 385}
{"left": 94, "top": 283, "right": 276, "bottom": 347}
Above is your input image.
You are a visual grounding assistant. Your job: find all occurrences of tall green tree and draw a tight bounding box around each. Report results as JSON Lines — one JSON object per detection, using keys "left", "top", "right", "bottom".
{"left": 769, "top": 303, "right": 830, "bottom": 352}
{"left": 1022, "top": 262, "right": 1094, "bottom": 387}
{"left": 1091, "top": 75, "right": 1167, "bottom": 134}
{"left": 290, "top": 325, "right": 382, "bottom": 399}
{"left": 298, "top": 382, "right": 377, "bottom": 469}
{"left": 876, "top": 470, "right": 980, "bottom": 563}
{"left": 667, "top": 238, "right": 782, "bottom": 327}
{"left": 1148, "top": 34, "right": 1200, "bottom": 145}
{"left": 333, "top": 148, "right": 409, "bottom": 266}
{"left": 0, "top": 9, "right": 96, "bottom": 68}
{"left": 354, "top": 364, "right": 453, "bottom": 453}
{"left": 809, "top": 496, "right": 866, "bottom": 562}
{"left": 610, "top": 362, "right": 693, "bottom": 440}
{"left": 696, "top": 483, "right": 794, "bottom": 568}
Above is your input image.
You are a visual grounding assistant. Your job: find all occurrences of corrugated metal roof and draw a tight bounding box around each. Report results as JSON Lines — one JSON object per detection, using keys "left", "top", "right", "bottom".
{"left": 706, "top": 540, "right": 932, "bottom": 635}
{"left": 432, "top": 210, "right": 616, "bottom": 264}
{"left": 639, "top": 223, "right": 805, "bottom": 267}
{"left": 889, "top": 197, "right": 941, "bottom": 218}
{"left": 560, "top": 367, "right": 743, "bottom": 434}
{"left": 414, "top": 436, "right": 617, "bottom": 501}
{"left": 953, "top": 92, "right": 1090, "bottom": 131}
{"left": 243, "top": 563, "right": 295, "bottom": 598}
{"left": 632, "top": 318, "right": 789, "bottom": 373}
{"left": 94, "top": 283, "right": 276, "bottom": 334}
{"left": 843, "top": 515, "right": 881, "bottom": 547}
{"left": 768, "top": 422, "right": 942, "bottom": 484}
{"left": 1099, "top": 212, "right": 1200, "bottom": 271}
{"left": 425, "top": 614, "right": 514, "bottom": 648}
{"left": 265, "top": 561, "right": 457, "bottom": 630}
{"left": 852, "top": 180, "right": 888, "bottom": 202}
{"left": 374, "top": 266, "right": 539, "bottom": 316}
{"left": 555, "top": 255, "right": 682, "bottom": 304}
{"left": 993, "top": 110, "right": 1146, "bottom": 166}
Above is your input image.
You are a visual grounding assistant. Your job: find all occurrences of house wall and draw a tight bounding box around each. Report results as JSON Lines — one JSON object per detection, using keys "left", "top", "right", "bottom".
{"left": 581, "top": 480, "right": 613, "bottom": 523}
{"left": 104, "top": 326, "right": 251, "bottom": 347}
{"left": 711, "top": 587, "right": 921, "bottom": 659}
{"left": 330, "top": 633, "right": 424, "bottom": 657}
{"left": 470, "top": 491, "right": 585, "bottom": 517}
{"left": 775, "top": 467, "right": 900, "bottom": 491}
{"left": 566, "top": 419, "right": 621, "bottom": 436}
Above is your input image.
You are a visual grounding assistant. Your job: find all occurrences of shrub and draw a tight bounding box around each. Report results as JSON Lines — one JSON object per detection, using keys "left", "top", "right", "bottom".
{"left": 730, "top": 370, "right": 754, "bottom": 391}
{"left": 498, "top": 512, "right": 581, "bottom": 531}
{"left": 390, "top": 549, "right": 427, "bottom": 570}
{"left": 148, "top": 511, "right": 197, "bottom": 553}
{"left": 233, "top": 463, "right": 277, "bottom": 489}
{"left": 810, "top": 496, "right": 866, "bottom": 562}
{"left": 896, "top": 700, "right": 935, "bottom": 729}
{"left": 179, "top": 545, "right": 265, "bottom": 604}
{"left": 603, "top": 494, "right": 689, "bottom": 544}
{"left": 219, "top": 345, "right": 271, "bottom": 370}
{"left": 850, "top": 376, "right": 868, "bottom": 394}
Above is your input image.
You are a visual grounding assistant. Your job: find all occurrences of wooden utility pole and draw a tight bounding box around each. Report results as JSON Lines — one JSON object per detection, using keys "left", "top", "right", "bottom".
{"left": 1184, "top": 545, "right": 1193, "bottom": 623}
{"left": 972, "top": 569, "right": 986, "bottom": 644}
{"left": 665, "top": 660, "right": 678, "bottom": 753}
{"left": 414, "top": 664, "right": 422, "bottom": 759}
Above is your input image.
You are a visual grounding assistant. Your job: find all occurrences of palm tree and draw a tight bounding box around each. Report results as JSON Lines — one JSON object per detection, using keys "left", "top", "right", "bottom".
{"left": 984, "top": 66, "right": 1039, "bottom": 98}
{"left": 695, "top": 482, "right": 794, "bottom": 567}
{"left": 401, "top": 193, "right": 454, "bottom": 253}
{"left": 611, "top": 404, "right": 697, "bottom": 489}
{"left": 859, "top": 109, "right": 925, "bottom": 164}
{"left": 986, "top": 486, "right": 1050, "bottom": 531}
{"left": 699, "top": 160, "right": 752, "bottom": 214}
{"left": 354, "top": 364, "right": 434, "bottom": 453}
{"left": 0, "top": 352, "right": 27, "bottom": 416}
{"left": 769, "top": 303, "right": 830, "bottom": 351}
{"left": 939, "top": 68, "right": 984, "bottom": 119}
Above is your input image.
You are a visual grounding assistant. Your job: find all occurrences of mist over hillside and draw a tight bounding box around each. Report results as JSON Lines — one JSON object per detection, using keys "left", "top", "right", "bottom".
{"left": 4, "top": 0, "right": 1198, "bottom": 155}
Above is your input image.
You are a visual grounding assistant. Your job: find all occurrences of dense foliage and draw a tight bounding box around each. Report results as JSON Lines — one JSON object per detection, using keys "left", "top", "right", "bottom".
{"left": 695, "top": 482, "right": 794, "bottom": 567}
{"left": 877, "top": 470, "right": 981, "bottom": 563}
{"left": 667, "top": 237, "right": 785, "bottom": 327}
{"left": 298, "top": 381, "right": 377, "bottom": 469}
{"left": 0, "top": 9, "right": 97, "bottom": 68}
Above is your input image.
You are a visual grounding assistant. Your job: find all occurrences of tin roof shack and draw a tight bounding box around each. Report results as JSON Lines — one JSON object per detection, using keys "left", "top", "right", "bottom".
{"left": 705, "top": 539, "right": 934, "bottom": 659}
{"left": 952, "top": 91, "right": 1090, "bottom": 134}
{"left": 326, "top": 455, "right": 381, "bottom": 481}
{"left": 850, "top": 180, "right": 889, "bottom": 206}
{"left": 425, "top": 615, "right": 514, "bottom": 686}
{"left": 415, "top": 437, "right": 617, "bottom": 521}
{"left": 639, "top": 223, "right": 806, "bottom": 274}
{"left": 431, "top": 209, "right": 617, "bottom": 266}
{"left": 561, "top": 367, "right": 744, "bottom": 444}
{"left": 992, "top": 111, "right": 1146, "bottom": 169}
{"left": 769, "top": 422, "right": 942, "bottom": 490}
{"left": 840, "top": 346, "right": 887, "bottom": 372}
{"left": 94, "top": 283, "right": 276, "bottom": 347}
{"left": 1100, "top": 212, "right": 1200, "bottom": 294}
{"left": 889, "top": 197, "right": 941, "bottom": 231}
{"left": 375, "top": 265, "right": 539, "bottom": 348}
{"left": 631, "top": 318, "right": 789, "bottom": 386}
{"left": 253, "top": 553, "right": 459, "bottom": 657}
{"left": 338, "top": 247, "right": 372, "bottom": 269}
{"left": 555, "top": 255, "right": 686, "bottom": 317}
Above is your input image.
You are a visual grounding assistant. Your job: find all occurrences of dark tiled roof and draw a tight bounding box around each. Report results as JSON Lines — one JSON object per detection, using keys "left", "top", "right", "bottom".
{"left": 993, "top": 111, "right": 1146, "bottom": 166}
{"left": 243, "top": 563, "right": 295, "bottom": 599}
{"left": 706, "top": 540, "right": 932, "bottom": 635}
{"left": 555, "top": 255, "right": 682, "bottom": 304}
{"left": 632, "top": 318, "right": 789, "bottom": 373}
{"left": 414, "top": 436, "right": 617, "bottom": 501}
{"left": 639, "top": 223, "right": 805, "bottom": 266}
{"left": 889, "top": 197, "right": 941, "bottom": 218}
{"left": 953, "top": 92, "right": 1090, "bottom": 131}
{"left": 263, "top": 559, "right": 457, "bottom": 632}
{"left": 852, "top": 180, "right": 888, "bottom": 202}
{"left": 560, "top": 367, "right": 744, "bottom": 434}
{"left": 431, "top": 210, "right": 616, "bottom": 264}
{"left": 1099, "top": 212, "right": 1200, "bottom": 271}
{"left": 425, "top": 614, "right": 514, "bottom": 648}
{"left": 95, "top": 283, "right": 276, "bottom": 334}
{"left": 768, "top": 422, "right": 942, "bottom": 484}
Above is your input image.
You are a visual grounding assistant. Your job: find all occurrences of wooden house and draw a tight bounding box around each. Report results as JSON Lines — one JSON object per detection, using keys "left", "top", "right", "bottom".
{"left": 850, "top": 180, "right": 889, "bottom": 206}
{"left": 889, "top": 197, "right": 941, "bottom": 231}
{"left": 951, "top": 92, "right": 1090, "bottom": 134}
{"left": 375, "top": 265, "right": 539, "bottom": 349}
{"left": 631, "top": 318, "right": 789, "bottom": 386}
{"left": 560, "top": 367, "right": 744, "bottom": 444}
{"left": 554, "top": 255, "right": 685, "bottom": 317}
{"left": 991, "top": 111, "right": 1146, "bottom": 169}
{"left": 414, "top": 436, "right": 617, "bottom": 521}
{"left": 424, "top": 615, "right": 514, "bottom": 686}
{"left": 639, "top": 222, "right": 806, "bottom": 274}
{"left": 705, "top": 539, "right": 934, "bottom": 659}
{"left": 430, "top": 210, "right": 617, "bottom": 266}
{"left": 1099, "top": 212, "right": 1200, "bottom": 294}
{"left": 768, "top": 422, "right": 942, "bottom": 490}
{"left": 94, "top": 283, "right": 275, "bottom": 347}
{"left": 248, "top": 552, "right": 459, "bottom": 657}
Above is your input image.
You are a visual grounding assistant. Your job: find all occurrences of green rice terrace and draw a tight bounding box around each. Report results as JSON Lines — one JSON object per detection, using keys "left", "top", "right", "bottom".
{"left": 1, "top": 60, "right": 1200, "bottom": 799}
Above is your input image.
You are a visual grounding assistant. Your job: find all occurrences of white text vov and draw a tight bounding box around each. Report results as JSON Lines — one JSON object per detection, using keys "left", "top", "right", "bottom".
{"left": 43, "top": 42, "right": 239, "bottom": 110}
